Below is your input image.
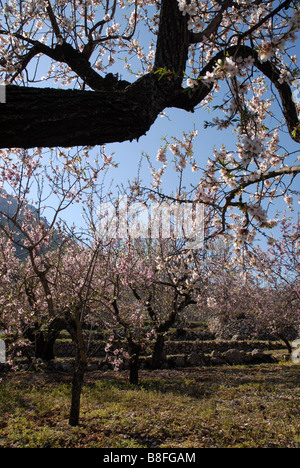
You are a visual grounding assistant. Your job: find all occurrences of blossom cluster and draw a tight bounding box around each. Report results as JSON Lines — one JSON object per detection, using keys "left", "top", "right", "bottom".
{"left": 0, "top": 1, "right": 298, "bottom": 251}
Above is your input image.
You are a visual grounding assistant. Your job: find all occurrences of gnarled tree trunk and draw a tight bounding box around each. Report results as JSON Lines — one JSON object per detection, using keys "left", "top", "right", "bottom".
{"left": 66, "top": 309, "right": 87, "bottom": 427}
{"left": 23, "top": 318, "right": 65, "bottom": 361}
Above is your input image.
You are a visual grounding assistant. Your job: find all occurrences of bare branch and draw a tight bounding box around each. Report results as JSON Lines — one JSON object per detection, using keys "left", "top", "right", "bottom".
{"left": 46, "top": 0, "right": 63, "bottom": 42}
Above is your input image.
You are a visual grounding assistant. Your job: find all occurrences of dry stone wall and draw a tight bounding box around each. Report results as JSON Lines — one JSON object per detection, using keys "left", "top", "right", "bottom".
{"left": 52, "top": 336, "right": 283, "bottom": 371}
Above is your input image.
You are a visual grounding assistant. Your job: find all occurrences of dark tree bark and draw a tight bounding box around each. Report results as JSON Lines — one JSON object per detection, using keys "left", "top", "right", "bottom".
{"left": 110, "top": 297, "right": 142, "bottom": 385}
{"left": 0, "top": 83, "right": 162, "bottom": 149}
{"left": 128, "top": 341, "right": 141, "bottom": 386}
{"left": 69, "top": 357, "right": 86, "bottom": 427}
{"left": 151, "top": 332, "right": 166, "bottom": 370}
{"left": 150, "top": 292, "right": 196, "bottom": 369}
{"left": 278, "top": 333, "right": 293, "bottom": 355}
{"left": 23, "top": 318, "right": 65, "bottom": 361}
{"left": 66, "top": 309, "right": 87, "bottom": 427}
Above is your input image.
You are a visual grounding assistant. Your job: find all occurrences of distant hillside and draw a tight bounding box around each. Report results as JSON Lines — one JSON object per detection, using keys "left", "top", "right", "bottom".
{"left": 0, "top": 191, "right": 56, "bottom": 260}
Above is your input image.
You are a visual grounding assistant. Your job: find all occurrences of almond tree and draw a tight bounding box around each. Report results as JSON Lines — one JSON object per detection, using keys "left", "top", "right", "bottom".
{"left": 204, "top": 217, "right": 300, "bottom": 350}
{"left": 0, "top": 1, "right": 299, "bottom": 260}
{"left": 0, "top": 235, "right": 25, "bottom": 355}
{"left": 0, "top": 146, "right": 109, "bottom": 426}
{"left": 0, "top": 1, "right": 299, "bottom": 254}
{"left": 133, "top": 240, "right": 206, "bottom": 369}
{"left": 0, "top": 0, "right": 299, "bottom": 149}
{"left": 0, "top": 231, "right": 104, "bottom": 425}
{"left": 203, "top": 236, "right": 260, "bottom": 339}
{"left": 139, "top": 119, "right": 299, "bottom": 251}
{"left": 88, "top": 235, "right": 158, "bottom": 384}
{"left": 0, "top": 0, "right": 299, "bottom": 421}
{"left": 90, "top": 211, "right": 207, "bottom": 379}
{"left": 250, "top": 215, "right": 300, "bottom": 352}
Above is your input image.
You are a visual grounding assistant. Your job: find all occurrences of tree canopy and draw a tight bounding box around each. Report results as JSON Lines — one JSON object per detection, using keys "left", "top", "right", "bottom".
{"left": 0, "top": 0, "right": 299, "bottom": 148}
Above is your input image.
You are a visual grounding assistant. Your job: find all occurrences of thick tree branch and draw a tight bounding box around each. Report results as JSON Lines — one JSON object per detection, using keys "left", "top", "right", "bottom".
{"left": 0, "top": 0, "right": 298, "bottom": 149}
{"left": 154, "top": 0, "right": 190, "bottom": 79}
{"left": 46, "top": 0, "right": 63, "bottom": 42}
{"left": 0, "top": 81, "right": 162, "bottom": 148}
{"left": 0, "top": 0, "right": 191, "bottom": 149}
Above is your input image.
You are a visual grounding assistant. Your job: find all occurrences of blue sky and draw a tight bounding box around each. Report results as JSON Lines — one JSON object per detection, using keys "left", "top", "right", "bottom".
{"left": 96, "top": 100, "right": 299, "bottom": 247}
{"left": 3, "top": 4, "right": 299, "bottom": 248}
{"left": 27, "top": 75, "right": 298, "bottom": 245}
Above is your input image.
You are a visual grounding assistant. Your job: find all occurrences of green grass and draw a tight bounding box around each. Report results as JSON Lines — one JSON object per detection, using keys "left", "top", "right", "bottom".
{"left": 0, "top": 363, "right": 300, "bottom": 448}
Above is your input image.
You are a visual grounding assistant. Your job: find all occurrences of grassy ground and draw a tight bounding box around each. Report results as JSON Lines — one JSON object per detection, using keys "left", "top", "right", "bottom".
{"left": 0, "top": 363, "right": 299, "bottom": 448}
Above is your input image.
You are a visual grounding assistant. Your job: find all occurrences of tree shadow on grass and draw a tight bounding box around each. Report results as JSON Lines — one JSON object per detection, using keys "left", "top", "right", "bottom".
{"left": 85, "top": 364, "right": 300, "bottom": 401}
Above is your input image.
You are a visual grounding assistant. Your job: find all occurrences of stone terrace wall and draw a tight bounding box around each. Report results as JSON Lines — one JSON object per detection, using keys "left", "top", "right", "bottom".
{"left": 165, "top": 340, "right": 281, "bottom": 355}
